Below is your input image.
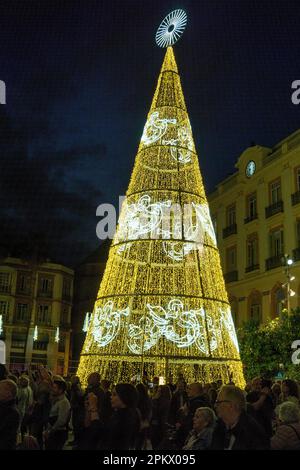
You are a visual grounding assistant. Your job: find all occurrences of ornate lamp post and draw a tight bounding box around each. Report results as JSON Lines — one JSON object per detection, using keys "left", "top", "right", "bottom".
{"left": 282, "top": 254, "right": 296, "bottom": 316}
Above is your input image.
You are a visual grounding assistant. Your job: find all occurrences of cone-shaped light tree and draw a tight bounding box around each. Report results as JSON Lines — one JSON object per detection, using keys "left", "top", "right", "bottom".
{"left": 78, "top": 42, "right": 245, "bottom": 387}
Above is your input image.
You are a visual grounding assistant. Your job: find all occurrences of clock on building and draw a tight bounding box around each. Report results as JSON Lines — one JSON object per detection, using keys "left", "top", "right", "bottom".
{"left": 246, "top": 160, "right": 256, "bottom": 178}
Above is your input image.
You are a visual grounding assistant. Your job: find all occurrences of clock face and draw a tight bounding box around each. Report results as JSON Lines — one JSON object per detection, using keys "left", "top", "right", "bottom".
{"left": 246, "top": 160, "right": 256, "bottom": 178}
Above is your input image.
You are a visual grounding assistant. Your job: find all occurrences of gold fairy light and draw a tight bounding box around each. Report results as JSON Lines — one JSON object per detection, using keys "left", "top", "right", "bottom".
{"left": 77, "top": 46, "right": 245, "bottom": 388}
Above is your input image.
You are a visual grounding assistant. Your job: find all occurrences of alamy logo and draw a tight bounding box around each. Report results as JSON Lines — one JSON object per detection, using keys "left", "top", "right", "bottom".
{"left": 291, "top": 339, "right": 300, "bottom": 364}
{"left": 291, "top": 80, "right": 300, "bottom": 105}
{"left": 0, "top": 80, "right": 6, "bottom": 104}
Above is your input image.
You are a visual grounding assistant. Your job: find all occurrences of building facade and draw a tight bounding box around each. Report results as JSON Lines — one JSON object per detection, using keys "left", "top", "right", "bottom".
{"left": 0, "top": 256, "right": 74, "bottom": 375}
{"left": 71, "top": 240, "right": 110, "bottom": 364}
{"left": 208, "top": 129, "right": 300, "bottom": 326}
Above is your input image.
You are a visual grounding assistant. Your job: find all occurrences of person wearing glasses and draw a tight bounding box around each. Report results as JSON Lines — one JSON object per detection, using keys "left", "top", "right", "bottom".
{"left": 210, "top": 385, "right": 270, "bottom": 450}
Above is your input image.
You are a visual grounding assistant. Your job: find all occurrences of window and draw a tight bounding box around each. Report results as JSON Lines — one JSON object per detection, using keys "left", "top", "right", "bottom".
{"left": 250, "top": 304, "right": 262, "bottom": 323}
{"left": 0, "top": 272, "right": 10, "bottom": 293}
{"left": 247, "top": 236, "right": 258, "bottom": 267}
{"left": 62, "top": 278, "right": 72, "bottom": 299}
{"left": 40, "top": 277, "right": 52, "bottom": 293}
{"left": 275, "top": 288, "right": 285, "bottom": 316}
{"left": 226, "top": 246, "right": 237, "bottom": 272}
{"left": 11, "top": 332, "right": 27, "bottom": 350}
{"left": 247, "top": 193, "right": 257, "bottom": 219}
{"left": 270, "top": 229, "right": 284, "bottom": 257}
{"left": 36, "top": 305, "right": 51, "bottom": 325}
{"left": 38, "top": 276, "right": 53, "bottom": 297}
{"left": 296, "top": 167, "right": 300, "bottom": 191}
{"left": 0, "top": 300, "right": 9, "bottom": 319}
{"left": 226, "top": 204, "right": 236, "bottom": 226}
{"left": 270, "top": 179, "right": 281, "bottom": 204}
{"left": 16, "top": 304, "right": 29, "bottom": 322}
{"left": 61, "top": 307, "right": 69, "bottom": 325}
{"left": 297, "top": 220, "right": 300, "bottom": 247}
{"left": 58, "top": 334, "right": 66, "bottom": 353}
{"left": 33, "top": 334, "right": 49, "bottom": 351}
{"left": 17, "top": 272, "right": 31, "bottom": 294}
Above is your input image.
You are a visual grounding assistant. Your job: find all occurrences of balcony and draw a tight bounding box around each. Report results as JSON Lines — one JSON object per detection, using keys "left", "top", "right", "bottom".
{"left": 37, "top": 290, "right": 53, "bottom": 299}
{"left": 36, "top": 319, "right": 52, "bottom": 326}
{"left": 265, "top": 254, "right": 284, "bottom": 271}
{"left": 0, "top": 285, "right": 11, "bottom": 294}
{"left": 245, "top": 264, "right": 260, "bottom": 273}
{"left": 244, "top": 214, "right": 258, "bottom": 224}
{"left": 291, "top": 190, "right": 300, "bottom": 206}
{"left": 265, "top": 200, "right": 284, "bottom": 218}
{"left": 13, "top": 316, "right": 30, "bottom": 324}
{"left": 292, "top": 247, "right": 300, "bottom": 261}
{"left": 224, "top": 271, "right": 238, "bottom": 283}
{"left": 222, "top": 224, "right": 237, "bottom": 239}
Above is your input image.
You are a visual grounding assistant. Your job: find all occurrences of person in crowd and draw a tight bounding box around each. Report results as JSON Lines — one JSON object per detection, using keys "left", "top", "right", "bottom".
{"left": 168, "top": 379, "right": 188, "bottom": 425}
{"left": 0, "top": 379, "right": 20, "bottom": 450}
{"left": 17, "top": 375, "right": 33, "bottom": 440}
{"left": 8, "top": 374, "right": 18, "bottom": 384}
{"left": 271, "top": 382, "right": 282, "bottom": 408}
{"left": 28, "top": 366, "right": 52, "bottom": 449}
{"left": 100, "top": 379, "right": 113, "bottom": 423}
{"left": 83, "top": 372, "right": 105, "bottom": 428}
{"left": 211, "top": 385, "right": 270, "bottom": 449}
{"left": 182, "top": 407, "right": 216, "bottom": 450}
{"left": 136, "top": 383, "right": 152, "bottom": 449}
{"left": 271, "top": 401, "right": 300, "bottom": 450}
{"left": 44, "top": 376, "right": 71, "bottom": 450}
{"left": 150, "top": 385, "right": 172, "bottom": 449}
{"left": 83, "top": 383, "right": 140, "bottom": 450}
{"left": 0, "top": 364, "right": 8, "bottom": 381}
{"left": 208, "top": 385, "right": 218, "bottom": 407}
{"left": 175, "top": 382, "right": 211, "bottom": 447}
{"left": 69, "top": 375, "right": 85, "bottom": 447}
{"left": 246, "top": 378, "right": 274, "bottom": 438}
{"left": 280, "top": 379, "right": 300, "bottom": 406}
{"left": 166, "top": 375, "right": 176, "bottom": 394}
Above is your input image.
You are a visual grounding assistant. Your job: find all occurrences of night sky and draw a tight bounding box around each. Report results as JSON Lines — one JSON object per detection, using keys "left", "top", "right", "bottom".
{"left": 0, "top": 0, "right": 299, "bottom": 267}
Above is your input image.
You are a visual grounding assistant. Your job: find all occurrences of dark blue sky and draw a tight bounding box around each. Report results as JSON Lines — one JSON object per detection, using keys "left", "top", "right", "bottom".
{"left": 0, "top": 0, "right": 299, "bottom": 266}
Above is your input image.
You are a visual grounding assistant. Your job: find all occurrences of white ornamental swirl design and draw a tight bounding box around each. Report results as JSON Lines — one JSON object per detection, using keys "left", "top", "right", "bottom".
{"left": 91, "top": 301, "right": 130, "bottom": 347}
{"left": 115, "top": 195, "right": 172, "bottom": 253}
{"left": 141, "top": 111, "right": 176, "bottom": 145}
{"left": 163, "top": 203, "right": 217, "bottom": 261}
{"left": 127, "top": 299, "right": 218, "bottom": 355}
{"left": 163, "top": 126, "right": 194, "bottom": 164}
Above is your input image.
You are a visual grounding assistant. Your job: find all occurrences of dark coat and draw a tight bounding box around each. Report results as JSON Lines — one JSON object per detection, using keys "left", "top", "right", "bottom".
{"left": 210, "top": 411, "right": 270, "bottom": 450}
{"left": 0, "top": 400, "right": 20, "bottom": 450}
{"left": 81, "top": 407, "right": 140, "bottom": 450}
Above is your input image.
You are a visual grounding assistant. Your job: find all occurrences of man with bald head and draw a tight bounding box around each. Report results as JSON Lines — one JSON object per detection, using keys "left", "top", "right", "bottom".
{"left": 210, "top": 385, "right": 270, "bottom": 450}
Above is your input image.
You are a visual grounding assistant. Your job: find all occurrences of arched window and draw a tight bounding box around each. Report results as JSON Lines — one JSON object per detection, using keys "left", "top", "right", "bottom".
{"left": 271, "top": 284, "right": 285, "bottom": 318}
{"left": 248, "top": 290, "right": 262, "bottom": 323}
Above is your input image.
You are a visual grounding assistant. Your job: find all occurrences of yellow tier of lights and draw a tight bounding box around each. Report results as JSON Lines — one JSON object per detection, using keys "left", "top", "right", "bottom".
{"left": 77, "top": 47, "right": 245, "bottom": 388}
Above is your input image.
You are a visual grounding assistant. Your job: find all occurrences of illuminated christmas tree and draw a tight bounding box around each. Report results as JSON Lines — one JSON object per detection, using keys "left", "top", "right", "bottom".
{"left": 78, "top": 11, "right": 245, "bottom": 387}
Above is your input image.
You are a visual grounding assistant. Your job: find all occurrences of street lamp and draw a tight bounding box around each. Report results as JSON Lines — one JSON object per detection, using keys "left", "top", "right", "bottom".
{"left": 282, "top": 254, "right": 296, "bottom": 316}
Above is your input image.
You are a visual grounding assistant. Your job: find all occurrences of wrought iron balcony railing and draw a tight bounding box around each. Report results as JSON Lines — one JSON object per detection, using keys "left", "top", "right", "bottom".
{"left": 265, "top": 254, "right": 284, "bottom": 271}
{"left": 222, "top": 224, "right": 237, "bottom": 239}
{"left": 265, "top": 200, "right": 283, "bottom": 218}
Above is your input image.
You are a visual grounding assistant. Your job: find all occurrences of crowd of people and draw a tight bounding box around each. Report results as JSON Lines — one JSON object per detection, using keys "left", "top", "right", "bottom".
{"left": 1, "top": 363, "right": 300, "bottom": 451}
